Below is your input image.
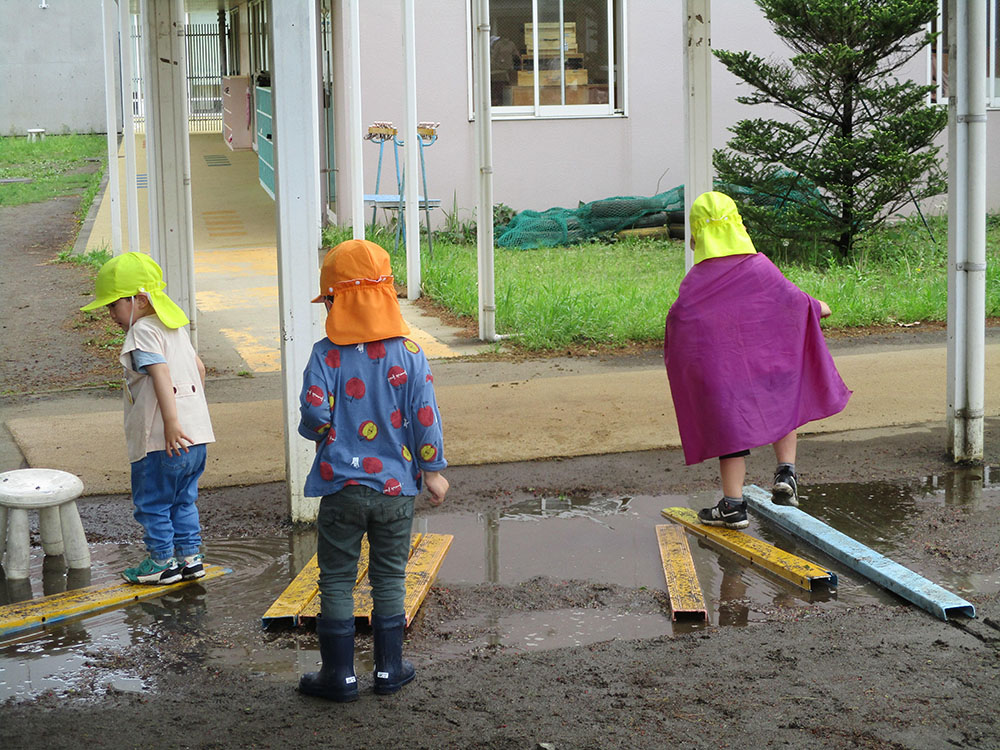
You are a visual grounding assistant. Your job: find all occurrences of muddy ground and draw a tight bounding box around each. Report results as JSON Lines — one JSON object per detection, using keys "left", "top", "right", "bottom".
{"left": 2, "top": 199, "right": 1000, "bottom": 749}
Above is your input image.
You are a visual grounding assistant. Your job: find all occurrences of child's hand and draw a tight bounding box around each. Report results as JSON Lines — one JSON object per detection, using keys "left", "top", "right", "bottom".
{"left": 423, "top": 471, "right": 449, "bottom": 507}
{"left": 164, "top": 418, "right": 193, "bottom": 456}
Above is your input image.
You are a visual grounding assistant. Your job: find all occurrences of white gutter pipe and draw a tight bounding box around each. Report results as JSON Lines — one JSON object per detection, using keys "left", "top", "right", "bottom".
{"left": 101, "top": 0, "right": 122, "bottom": 255}
{"left": 472, "top": 0, "right": 497, "bottom": 341}
{"left": 402, "top": 0, "right": 421, "bottom": 299}
{"left": 945, "top": 0, "right": 967, "bottom": 454}
{"left": 962, "top": 0, "right": 987, "bottom": 460}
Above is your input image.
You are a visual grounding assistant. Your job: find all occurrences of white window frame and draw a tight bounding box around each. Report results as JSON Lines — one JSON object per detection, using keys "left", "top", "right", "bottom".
{"left": 467, "top": 0, "right": 627, "bottom": 120}
{"left": 927, "top": 0, "right": 1000, "bottom": 109}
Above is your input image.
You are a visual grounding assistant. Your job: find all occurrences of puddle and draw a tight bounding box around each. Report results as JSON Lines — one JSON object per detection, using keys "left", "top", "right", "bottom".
{"left": 2, "top": 469, "right": 997, "bottom": 702}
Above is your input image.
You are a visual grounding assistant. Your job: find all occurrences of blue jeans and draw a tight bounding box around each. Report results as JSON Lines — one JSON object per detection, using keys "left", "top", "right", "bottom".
{"left": 130, "top": 444, "right": 206, "bottom": 560}
{"left": 316, "top": 485, "right": 415, "bottom": 621}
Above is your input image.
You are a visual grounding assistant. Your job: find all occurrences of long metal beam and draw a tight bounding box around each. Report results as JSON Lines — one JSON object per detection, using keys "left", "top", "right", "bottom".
{"left": 744, "top": 485, "right": 975, "bottom": 621}
{"left": 661, "top": 506, "right": 836, "bottom": 592}
{"left": 656, "top": 524, "right": 708, "bottom": 621}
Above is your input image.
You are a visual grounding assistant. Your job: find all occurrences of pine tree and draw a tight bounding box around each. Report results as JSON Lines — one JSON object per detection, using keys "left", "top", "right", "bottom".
{"left": 713, "top": 0, "right": 947, "bottom": 259}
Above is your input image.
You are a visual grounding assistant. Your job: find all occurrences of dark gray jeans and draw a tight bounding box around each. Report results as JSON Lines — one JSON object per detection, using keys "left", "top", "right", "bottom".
{"left": 316, "top": 485, "right": 415, "bottom": 621}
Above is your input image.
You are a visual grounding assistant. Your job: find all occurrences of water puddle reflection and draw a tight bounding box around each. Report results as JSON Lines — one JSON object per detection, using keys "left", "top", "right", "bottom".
{"left": 2, "top": 467, "right": 997, "bottom": 702}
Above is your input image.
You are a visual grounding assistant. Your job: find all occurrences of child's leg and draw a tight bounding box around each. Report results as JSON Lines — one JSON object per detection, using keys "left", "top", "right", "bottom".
{"left": 166, "top": 444, "right": 207, "bottom": 559}
{"left": 719, "top": 454, "right": 747, "bottom": 499}
{"left": 367, "top": 494, "right": 415, "bottom": 617}
{"left": 316, "top": 486, "right": 369, "bottom": 621}
{"left": 773, "top": 430, "right": 797, "bottom": 465}
{"left": 771, "top": 430, "right": 799, "bottom": 506}
{"left": 698, "top": 450, "right": 750, "bottom": 529}
{"left": 130, "top": 451, "right": 178, "bottom": 562}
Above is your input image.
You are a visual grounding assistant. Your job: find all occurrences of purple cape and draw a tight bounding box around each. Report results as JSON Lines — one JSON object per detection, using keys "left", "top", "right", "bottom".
{"left": 664, "top": 253, "right": 851, "bottom": 465}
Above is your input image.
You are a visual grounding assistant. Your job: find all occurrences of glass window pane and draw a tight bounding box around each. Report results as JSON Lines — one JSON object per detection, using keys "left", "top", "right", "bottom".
{"left": 490, "top": 0, "right": 531, "bottom": 106}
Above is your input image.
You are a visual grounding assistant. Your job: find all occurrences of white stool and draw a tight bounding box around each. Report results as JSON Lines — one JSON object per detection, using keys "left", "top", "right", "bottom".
{"left": 27, "top": 128, "right": 46, "bottom": 142}
{"left": 0, "top": 469, "right": 90, "bottom": 580}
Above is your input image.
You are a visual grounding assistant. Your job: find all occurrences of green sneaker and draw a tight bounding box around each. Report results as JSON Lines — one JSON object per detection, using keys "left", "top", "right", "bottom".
{"left": 122, "top": 556, "right": 182, "bottom": 585}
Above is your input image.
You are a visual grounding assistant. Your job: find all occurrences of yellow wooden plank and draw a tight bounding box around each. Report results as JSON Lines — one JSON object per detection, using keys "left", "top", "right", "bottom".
{"left": 401, "top": 534, "right": 453, "bottom": 626}
{"left": 351, "top": 533, "right": 424, "bottom": 621}
{"left": 297, "top": 535, "right": 375, "bottom": 621}
{"left": 655, "top": 524, "right": 707, "bottom": 621}
{"left": 0, "top": 565, "right": 228, "bottom": 639}
{"left": 661, "top": 507, "right": 835, "bottom": 592}
{"left": 261, "top": 554, "right": 320, "bottom": 625}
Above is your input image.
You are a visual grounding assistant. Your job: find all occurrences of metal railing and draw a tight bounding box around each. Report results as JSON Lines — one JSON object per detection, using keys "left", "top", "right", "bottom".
{"left": 129, "top": 20, "right": 227, "bottom": 133}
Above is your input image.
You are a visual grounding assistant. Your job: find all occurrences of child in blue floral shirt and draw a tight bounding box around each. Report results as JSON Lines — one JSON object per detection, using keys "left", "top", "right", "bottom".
{"left": 297, "top": 239, "right": 448, "bottom": 702}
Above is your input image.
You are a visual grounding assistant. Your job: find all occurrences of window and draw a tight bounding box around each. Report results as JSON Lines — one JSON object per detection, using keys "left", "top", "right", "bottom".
{"left": 479, "top": 0, "right": 624, "bottom": 116}
{"left": 248, "top": 0, "right": 269, "bottom": 77}
{"left": 928, "top": 1, "right": 1000, "bottom": 108}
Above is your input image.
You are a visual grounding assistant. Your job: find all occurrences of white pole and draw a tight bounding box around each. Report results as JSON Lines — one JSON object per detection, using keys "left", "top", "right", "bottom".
{"left": 683, "top": 0, "right": 712, "bottom": 271}
{"left": 402, "top": 0, "right": 421, "bottom": 299}
{"left": 346, "top": 0, "right": 365, "bottom": 239}
{"left": 119, "top": 0, "right": 141, "bottom": 253}
{"left": 472, "top": 0, "right": 496, "bottom": 341}
{"left": 272, "top": 1, "right": 324, "bottom": 523}
{"left": 962, "top": 0, "right": 987, "bottom": 460}
{"left": 139, "top": 0, "right": 197, "bottom": 346}
{"left": 101, "top": 0, "right": 122, "bottom": 255}
{"left": 945, "top": 0, "right": 965, "bottom": 454}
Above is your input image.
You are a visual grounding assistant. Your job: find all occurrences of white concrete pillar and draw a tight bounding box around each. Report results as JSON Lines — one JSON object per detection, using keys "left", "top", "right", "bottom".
{"left": 139, "top": 0, "right": 197, "bottom": 346}
{"left": 345, "top": 0, "right": 366, "bottom": 239}
{"left": 101, "top": 0, "right": 123, "bottom": 255}
{"left": 402, "top": 0, "right": 421, "bottom": 299}
{"left": 683, "top": 0, "right": 713, "bottom": 271}
{"left": 272, "top": 1, "right": 324, "bottom": 523}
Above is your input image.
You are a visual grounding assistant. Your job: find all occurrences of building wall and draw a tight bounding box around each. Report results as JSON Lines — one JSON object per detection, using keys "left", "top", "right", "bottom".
{"left": 330, "top": 0, "right": 998, "bottom": 225}
{"left": 0, "top": 0, "right": 110, "bottom": 135}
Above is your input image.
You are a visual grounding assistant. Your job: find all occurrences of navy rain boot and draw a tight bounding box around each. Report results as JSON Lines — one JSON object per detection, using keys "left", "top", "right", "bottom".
{"left": 372, "top": 613, "right": 415, "bottom": 695}
{"left": 298, "top": 616, "right": 359, "bottom": 702}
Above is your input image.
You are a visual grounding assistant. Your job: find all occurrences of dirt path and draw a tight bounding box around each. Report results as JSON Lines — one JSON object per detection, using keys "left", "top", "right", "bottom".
{"left": 2, "top": 197, "right": 999, "bottom": 748}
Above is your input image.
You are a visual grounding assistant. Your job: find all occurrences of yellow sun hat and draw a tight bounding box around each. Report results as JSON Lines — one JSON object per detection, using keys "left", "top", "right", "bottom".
{"left": 312, "top": 239, "right": 410, "bottom": 345}
{"left": 689, "top": 191, "right": 757, "bottom": 265}
{"left": 80, "top": 252, "right": 190, "bottom": 328}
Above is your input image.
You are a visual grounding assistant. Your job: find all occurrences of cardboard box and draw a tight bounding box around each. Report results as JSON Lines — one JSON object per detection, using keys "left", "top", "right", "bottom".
{"left": 517, "top": 69, "right": 588, "bottom": 87}
{"left": 511, "top": 84, "right": 594, "bottom": 106}
{"left": 525, "top": 22, "right": 577, "bottom": 52}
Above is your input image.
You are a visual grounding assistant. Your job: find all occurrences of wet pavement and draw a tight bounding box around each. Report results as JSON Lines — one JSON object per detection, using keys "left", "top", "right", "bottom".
{"left": 3, "top": 468, "right": 997, "bottom": 704}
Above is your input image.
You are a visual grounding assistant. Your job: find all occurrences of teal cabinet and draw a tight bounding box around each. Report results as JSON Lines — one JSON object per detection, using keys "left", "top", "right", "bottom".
{"left": 255, "top": 86, "right": 274, "bottom": 199}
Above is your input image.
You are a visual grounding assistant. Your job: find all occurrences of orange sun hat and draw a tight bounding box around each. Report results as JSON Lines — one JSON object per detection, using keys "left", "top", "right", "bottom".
{"left": 312, "top": 239, "right": 410, "bottom": 345}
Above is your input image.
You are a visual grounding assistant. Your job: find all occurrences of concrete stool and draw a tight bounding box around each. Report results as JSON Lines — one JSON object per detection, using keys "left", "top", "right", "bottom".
{"left": 27, "top": 128, "right": 46, "bottom": 142}
{"left": 0, "top": 469, "right": 90, "bottom": 580}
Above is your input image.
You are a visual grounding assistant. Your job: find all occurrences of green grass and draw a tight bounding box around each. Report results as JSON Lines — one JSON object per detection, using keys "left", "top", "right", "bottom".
{"left": 325, "top": 213, "right": 1000, "bottom": 351}
{"left": 0, "top": 134, "right": 106, "bottom": 208}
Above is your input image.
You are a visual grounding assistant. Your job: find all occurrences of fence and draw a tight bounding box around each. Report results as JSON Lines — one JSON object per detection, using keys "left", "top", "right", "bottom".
{"left": 128, "top": 20, "right": 227, "bottom": 134}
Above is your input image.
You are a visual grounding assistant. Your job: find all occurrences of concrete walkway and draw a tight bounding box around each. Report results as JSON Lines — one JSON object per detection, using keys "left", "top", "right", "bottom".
{"left": 4, "top": 131, "right": 999, "bottom": 496}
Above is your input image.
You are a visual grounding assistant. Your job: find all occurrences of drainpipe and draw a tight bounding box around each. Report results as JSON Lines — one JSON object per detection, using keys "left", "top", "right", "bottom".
{"left": 962, "top": 0, "right": 987, "bottom": 460}
{"left": 473, "top": 0, "right": 497, "bottom": 341}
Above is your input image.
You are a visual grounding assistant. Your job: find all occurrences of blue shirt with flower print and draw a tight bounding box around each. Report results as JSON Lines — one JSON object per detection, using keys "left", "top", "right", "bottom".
{"left": 298, "top": 336, "right": 447, "bottom": 498}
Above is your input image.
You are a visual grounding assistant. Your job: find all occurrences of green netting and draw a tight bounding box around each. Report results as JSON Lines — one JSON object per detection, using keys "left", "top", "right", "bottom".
{"left": 496, "top": 185, "right": 686, "bottom": 249}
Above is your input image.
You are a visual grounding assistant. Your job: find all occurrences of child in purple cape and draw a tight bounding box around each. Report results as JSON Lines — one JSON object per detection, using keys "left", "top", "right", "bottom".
{"left": 664, "top": 191, "right": 851, "bottom": 529}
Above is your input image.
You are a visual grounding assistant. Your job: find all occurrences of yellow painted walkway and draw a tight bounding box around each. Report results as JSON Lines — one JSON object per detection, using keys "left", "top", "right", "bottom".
{"left": 84, "top": 132, "right": 484, "bottom": 375}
